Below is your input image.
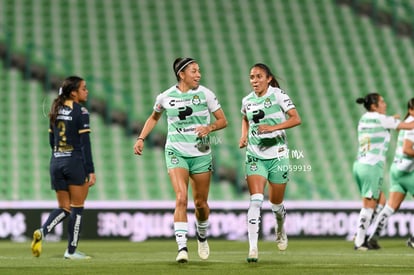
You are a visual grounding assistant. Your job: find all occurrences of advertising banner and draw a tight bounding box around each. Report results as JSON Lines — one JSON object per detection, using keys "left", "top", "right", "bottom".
{"left": 1, "top": 201, "right": 414, "bottom": 241}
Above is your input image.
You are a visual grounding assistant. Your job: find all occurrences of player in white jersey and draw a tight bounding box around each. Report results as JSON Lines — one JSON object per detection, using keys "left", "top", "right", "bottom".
{"left": 366, "top": 98, "right": 414, "bottom": 249}
{"left": 133, "top": 58, "right": 227, "bottom": 263}
{"left": 239, "top": 63, "right": 301, "bottom": 262}
{"left": 353, "top": 94, "right": 414, "bottom": 250}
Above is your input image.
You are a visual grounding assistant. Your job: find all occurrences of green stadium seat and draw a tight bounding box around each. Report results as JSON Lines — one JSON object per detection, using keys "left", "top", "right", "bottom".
{"left": 1, "top": 0, "right": 413, "bottom": 201}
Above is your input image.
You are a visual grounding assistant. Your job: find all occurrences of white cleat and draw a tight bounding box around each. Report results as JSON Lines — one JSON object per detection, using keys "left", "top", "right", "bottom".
{"left": 276, "top": 230, "right": 288, "bottom": 251}
{"left": 176, "top": 249, "right": 188, "bottom": 263}
{"left": 197, "top": 240, "right": 210, "bottom": 260}
{"left": 354, "top": 244, "right": 368, "bottom": 251}
{"left": 64, "top": 250, "right": 91, "bottom": 260}
{"left": 407, "top": 237, "right": 414, "bottom": 249}
{"left": 246, "top": 248, "right": 258, "bottom": 263}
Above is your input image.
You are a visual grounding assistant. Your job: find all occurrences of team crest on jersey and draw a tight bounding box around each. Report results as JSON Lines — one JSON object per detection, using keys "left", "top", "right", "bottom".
{"left": 250, "top": 163, "right": 258, "bottom": 171}
{"left": 264, "top": 98, "right": 272, "bottom": 108}
{"left": 192, "top": 95, "right": 201, "bottom": 105}
{"left": 171, "top": 156, "right": 179, "bottom": 165}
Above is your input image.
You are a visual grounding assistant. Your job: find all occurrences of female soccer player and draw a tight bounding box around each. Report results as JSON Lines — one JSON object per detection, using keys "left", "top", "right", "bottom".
{"left": 133, "top": 57, "right": 227, "bottom": 263}
{"left": 239, "top": 63, "right": 301, "bottom": 262}
{"left": 31, "top": 76, "right": 96, "bottom": 259}
{"left": 353, "top": 93, "right": 414, "bottom": 250}
{"left": 366, "top": 98, "right": 414, "bottom": 249}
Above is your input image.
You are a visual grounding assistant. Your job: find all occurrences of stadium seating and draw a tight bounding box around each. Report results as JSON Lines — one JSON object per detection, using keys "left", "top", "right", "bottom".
{"left": 0, "top": 0, "right": 413, "bottom": 201}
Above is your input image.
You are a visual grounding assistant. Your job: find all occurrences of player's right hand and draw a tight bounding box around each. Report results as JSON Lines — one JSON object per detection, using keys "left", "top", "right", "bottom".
{"left": 134, "top": 140, "right": 144, "bottom": 155}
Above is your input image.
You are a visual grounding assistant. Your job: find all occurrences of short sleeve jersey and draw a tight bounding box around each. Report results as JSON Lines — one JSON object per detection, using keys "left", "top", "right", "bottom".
{"left": 49, "top": 100, "right": 91, "bottom": 158}
{"left": 355, "top": 112, "right": 400, "bottom": 166}
{"left": 240, "top": 86, "right": 295, "bottom": 159}
{"left": 154, "top": 84, "right": 221, "bottom": 157}
{"left": 393, "top": 116, "right": 414, "bottom": 172}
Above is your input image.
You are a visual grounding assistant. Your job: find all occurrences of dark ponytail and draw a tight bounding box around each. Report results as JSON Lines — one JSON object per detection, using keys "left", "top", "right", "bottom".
{"left": 251, "top": 63, "right": 280, "bottom": 88}
{"left": 49, "top": 76, "right": 84, "bottom": 124}
{"left": 356, "top": 93, "right": 380, "bottom": 111}
{"left": 404, "top": 98, "right": 414, "bottom": 120}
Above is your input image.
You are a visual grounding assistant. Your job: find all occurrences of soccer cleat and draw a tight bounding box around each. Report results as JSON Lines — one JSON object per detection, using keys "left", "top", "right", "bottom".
{"left": 276, "top": 230, "right": 288, "bottom": 251}
{"left": 197, "top": 239, "right": 210, "bottom": 260}
{"left": 246, "top": 248, "right": 258, "bottom": 263}
{"left": 407, "top": 237, "right": 414, "bottom": 248}
{"left": 31, "top": 229, "right": 43, "bottom": 257}
{"left": 64, "top": 250, "right": 91, "bottom": 260}
{"left": 176, "top": 248, "right": 188, "bottom": 263}
{"left": 367, "top": 238, "right": 381, "bottom": 250}
{"left": 354, "top": 244, "right": 368, "bottom": 251}
{"left": 354, "top": 239, "right": 369, "bottom": 251}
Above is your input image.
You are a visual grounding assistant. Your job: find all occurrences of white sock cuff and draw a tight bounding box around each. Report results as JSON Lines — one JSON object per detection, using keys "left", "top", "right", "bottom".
{"left": 361, "top": 207, "right": 374, "bottom": 217}
{"left": 271, "top": 202, "right": 284, "bottom": 212}
{"left": 174, "top": 222, "right": 188, "bottom": 232}
{"left": 196, "top": 220, "right": 209, "bottom": 227}
{"left": 250, "top": 193, "right": 264, "bottom": 202}
{"left": 384, "top": 204, "right": 395, "bottom": 215}
{"left": 249, "top": 194, "right": 264, "bottom": 209}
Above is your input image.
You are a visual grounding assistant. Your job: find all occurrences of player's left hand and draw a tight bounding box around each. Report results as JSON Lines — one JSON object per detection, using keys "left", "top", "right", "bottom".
{"left": 257, "top": 124, "right": 274, "bottom": 134}
{"left": 88, "top": 173, "right": 96, "bottom": 187}
{"left": 239, "top": 136, "right": 248, "bottom": 148}
{"left": 195, "top": 125, "right": 211, "bottom": 138}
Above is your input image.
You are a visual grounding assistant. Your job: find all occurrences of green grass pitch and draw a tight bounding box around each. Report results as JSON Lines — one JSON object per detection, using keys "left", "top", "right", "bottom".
{"left": 1, "top": 239, "right": 414, "bottom": 274}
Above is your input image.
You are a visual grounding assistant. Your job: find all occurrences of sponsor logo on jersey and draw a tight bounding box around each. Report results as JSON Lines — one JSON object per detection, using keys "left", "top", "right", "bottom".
{"left": 56, "top": 115, "right": 73, "bottom": 121}
{"left": 169, "top": 98, "right": 191, "bottom": 107}
{"left": 58, "top": 108, "right": 72, "bottom": 115}
{"left": 176, "top": 127, "right": 196, "bottom": 133}
{"left": 284, "top": 98, "right": 294, "bottom": 107}
{"left": 246, "top": 103, "right": 261, "bottom": 111}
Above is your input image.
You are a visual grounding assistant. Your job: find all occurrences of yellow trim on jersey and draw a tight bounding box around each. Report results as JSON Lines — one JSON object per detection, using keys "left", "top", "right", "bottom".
{"left": 79, "top": 129, "right": 91, "bottom": 134}
{"left": 64, "top": 100, "right": 73, "bottom": 108}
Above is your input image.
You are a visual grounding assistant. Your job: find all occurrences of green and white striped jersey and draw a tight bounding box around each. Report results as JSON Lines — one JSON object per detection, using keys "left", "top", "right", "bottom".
{"left": 154, "top": 84, "right": 221, "bottom": 157}
{"left": 355, "top": 112, "right": 400, "bottom": 166}
{"left": 393, "top": 116, "right": 414, "bottom": 172}
{"left": 241, "top": 86, "right": 295, "bottom": 159}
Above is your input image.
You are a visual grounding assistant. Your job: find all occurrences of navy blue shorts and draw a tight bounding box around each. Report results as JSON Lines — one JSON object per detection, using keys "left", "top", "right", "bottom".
{"left": 50, "top": 155, "right": 87, "bottom": 191}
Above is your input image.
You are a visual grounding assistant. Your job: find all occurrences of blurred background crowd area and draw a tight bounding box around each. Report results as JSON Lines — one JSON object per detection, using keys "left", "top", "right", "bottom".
{"left": 0, "top": 0, "right": 413, "bottom": 202}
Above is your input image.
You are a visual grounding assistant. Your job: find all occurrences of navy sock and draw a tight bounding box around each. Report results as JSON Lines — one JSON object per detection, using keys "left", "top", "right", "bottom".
{"left": 41, "top": 208, "right": 70, "bottom": 237}
{"left": 67, "top": 207, "right": 84, "bottom": 254}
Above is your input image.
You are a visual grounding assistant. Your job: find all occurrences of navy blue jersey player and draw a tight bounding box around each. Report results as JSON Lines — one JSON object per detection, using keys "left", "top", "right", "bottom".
{"left": 31, "top": 76, "right": 96, "bottom": 259}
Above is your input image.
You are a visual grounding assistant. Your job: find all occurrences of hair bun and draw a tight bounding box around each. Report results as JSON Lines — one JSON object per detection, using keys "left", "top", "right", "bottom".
{"left": 356, "top": 98, "right": 365, "bottom": 104}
